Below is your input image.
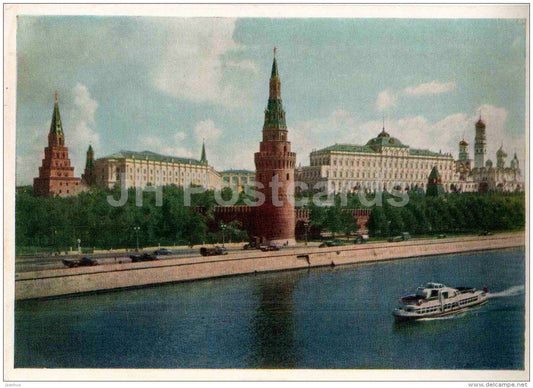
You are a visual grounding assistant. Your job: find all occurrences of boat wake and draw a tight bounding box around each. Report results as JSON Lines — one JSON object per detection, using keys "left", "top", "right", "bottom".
{"left": 487, "top": 285, "right": 525, "bottom": 299}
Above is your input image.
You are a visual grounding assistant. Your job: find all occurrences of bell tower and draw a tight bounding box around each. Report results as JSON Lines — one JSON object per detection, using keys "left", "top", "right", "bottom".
{"left": 474, "top": 116, "right": 487, "bottom": 169}
{"left": 254, "top": 49, "right": 296, "bottom": 246}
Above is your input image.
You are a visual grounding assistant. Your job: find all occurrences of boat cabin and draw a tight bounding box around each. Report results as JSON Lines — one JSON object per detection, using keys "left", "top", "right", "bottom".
{"left": 415, "top": 282, "right": 457, "bottom": 300}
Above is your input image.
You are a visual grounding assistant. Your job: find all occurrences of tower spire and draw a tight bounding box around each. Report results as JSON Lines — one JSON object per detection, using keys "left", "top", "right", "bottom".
{"left": 50, "top": 91, "right": 63, "bottom": 135}
{"left": 200, "top": 138, "right": 207, "bottom": 164}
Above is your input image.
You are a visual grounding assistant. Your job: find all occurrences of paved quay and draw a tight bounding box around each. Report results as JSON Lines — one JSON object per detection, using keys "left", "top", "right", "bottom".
{"left": 15, "top": 233, "right": 525, "bottom": 301}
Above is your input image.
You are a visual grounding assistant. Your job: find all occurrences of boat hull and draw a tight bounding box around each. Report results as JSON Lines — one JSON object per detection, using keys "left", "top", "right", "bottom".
{"left": 393, "top": 298, "right": 488, "bottom": 322}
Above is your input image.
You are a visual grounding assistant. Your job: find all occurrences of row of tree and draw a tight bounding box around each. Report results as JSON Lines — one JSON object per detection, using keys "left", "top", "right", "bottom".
{"left": 303, "top": 191, "right": 524, "bottom": 237}
{"left": 16, "top": 185, "right": 525, "bottom": 253}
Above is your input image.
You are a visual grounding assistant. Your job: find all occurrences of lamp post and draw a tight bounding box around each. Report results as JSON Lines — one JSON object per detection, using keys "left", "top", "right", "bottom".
{"left": 134, "top": 226, "right": 140, "bottom": 252}
{"left": 77, "top": 238, "right": 81, "bottom": 254}
{"left": 221, "top": 223, "right": 227, "bottom": 247}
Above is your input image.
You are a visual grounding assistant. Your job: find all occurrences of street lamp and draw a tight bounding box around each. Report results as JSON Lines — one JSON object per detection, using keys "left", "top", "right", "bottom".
{"left": 134, "top": 226, "right": 140, "bottom": 252}
{"left": 221, "top": 223, "right": 227, "bottom": 247}
{"left": 77, "top": 238, "right": 81, "bottom": 254}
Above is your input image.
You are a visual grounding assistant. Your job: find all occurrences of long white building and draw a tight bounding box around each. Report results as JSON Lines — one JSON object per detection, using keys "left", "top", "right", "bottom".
{"left": 296, "top": 126, "right": 457, "bottom": 194}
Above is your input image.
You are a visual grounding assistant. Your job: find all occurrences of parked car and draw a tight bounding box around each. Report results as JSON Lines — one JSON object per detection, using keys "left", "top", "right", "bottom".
{"left": 319, "top": 239, "right": 345, "bottom": 248}
{"left": 154, "top": 248, "right": 173, "bottom": 255}
{"left": 62, "top": 256, "right": 98, "bottom": 268}
{"left": 354, "top": 233, "right": 370, "bottom": 244}
{"left": 479, "top": 231, "right": 493, "bottom": 236}
{"left": 437, "top": 234, "right": 447, "bottom": 239}
{"left": 200, "top": 246, "right": 228, "bottom": 256}
{"left": 388, "top": 232, "right": 412, "bottom": 242}
{"left": 243, "top": 241, "right": 261, "bottom": 250}
{"left": 260, "top": 245, "right": 280, "bottom": 252}
{"left": 129, "top": 253, "right": 158, "bottom": 262}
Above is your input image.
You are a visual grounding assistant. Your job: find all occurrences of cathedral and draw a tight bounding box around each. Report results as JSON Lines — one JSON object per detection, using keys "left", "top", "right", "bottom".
{"left": 452, "top": 117, "right": 522, "bottom": 193}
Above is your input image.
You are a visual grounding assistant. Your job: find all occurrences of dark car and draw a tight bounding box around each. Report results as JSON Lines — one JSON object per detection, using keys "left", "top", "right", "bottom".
{"left": 243, "top": 242, "right": 261, "bottom": 250}
{"left": 437, "top": 234, "right": 447, "bottom": 239}
{"left": 388, "top": 232, "right": 412, "bottom": 242}
{"left": 354, "top": 233, "right": 370, "bottom": 244}
{"left": 319, "top": 240, "right": 345, "bottom": 248}
{"left": 200, "top": 246, "right": 228, "bottom": 256}
{"left": 129, "top": 253, "right": 158, "bottom": 262}
{"left": 479, "top": 231, "right": 493, "bottom": 236}
{"left": 154, "top": 248, "right": 173, "bottom": 255}
{"left": 260, "top": 245, "right": 280, "bottom": 252}
{"left": 62, "top": 256, "right": 98, "bottom": 268}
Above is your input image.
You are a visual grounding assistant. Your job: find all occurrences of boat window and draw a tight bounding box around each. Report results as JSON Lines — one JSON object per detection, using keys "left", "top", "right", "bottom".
{"left": 442, "top": 291, "right": 449, "bottom": 298}
{"left": 430, "top": 290, "right": 438, "bottom": 298}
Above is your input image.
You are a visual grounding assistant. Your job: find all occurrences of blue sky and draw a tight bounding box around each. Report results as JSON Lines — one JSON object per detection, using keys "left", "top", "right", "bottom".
{"left": 16, "top": 16, "right": 526, "bottom": 185}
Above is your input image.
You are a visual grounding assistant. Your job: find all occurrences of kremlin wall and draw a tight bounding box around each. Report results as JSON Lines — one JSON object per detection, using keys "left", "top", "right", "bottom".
{"left": 31, "top": 51, "right": 523, "bottom": 245}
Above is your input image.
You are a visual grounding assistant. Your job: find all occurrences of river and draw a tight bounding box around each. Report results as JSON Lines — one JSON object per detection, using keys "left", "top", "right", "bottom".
{"left": 15, "top": 247, "right": 525, "bottom": 369}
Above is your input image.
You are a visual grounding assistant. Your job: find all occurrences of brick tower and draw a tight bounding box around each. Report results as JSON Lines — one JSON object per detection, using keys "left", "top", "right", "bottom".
{"left": 81, "top": 145, "right": 96, "bottom": 186}
{"left": 34, "top": 92, "right": 82, "bottom": 197}
{"left": 254, "top": 49, "right": 296, "bottom": 246}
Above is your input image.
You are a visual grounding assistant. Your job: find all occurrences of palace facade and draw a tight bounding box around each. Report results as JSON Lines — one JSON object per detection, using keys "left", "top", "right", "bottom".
{"left": 296, "top": 126, "right": 457, "bottom": 194}
{"left": 91, "top": 145, "right": 222, "bottom": 191}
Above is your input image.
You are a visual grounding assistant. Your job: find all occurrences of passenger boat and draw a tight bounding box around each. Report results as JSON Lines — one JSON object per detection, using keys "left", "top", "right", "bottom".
{"left": 393, "top": 282, "right": 488, "bottom": 322}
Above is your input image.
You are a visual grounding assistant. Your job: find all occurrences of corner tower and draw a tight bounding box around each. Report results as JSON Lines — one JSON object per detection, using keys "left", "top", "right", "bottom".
{"left": 34, "top": 92, "right": 81, "bottom": 197}
{"left": 254, "top": 49, "right": 296, "bottom": 246}
{"left": 474, "top": 116, "right": 487, "bottom": 168}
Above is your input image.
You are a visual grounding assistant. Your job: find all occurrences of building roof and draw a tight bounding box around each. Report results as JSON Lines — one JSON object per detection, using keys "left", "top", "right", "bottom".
{"left": 100, "top": 150, "right": 204, "bottom": 165}
{"left": 314, "top": 143, "right": 375, "bottom": 154}
{"left": 459, "top": 139, "right": 469, "bottom": 146}
{"left": 313, "top": 143, "right": 445, "bottom": 158}
{"left": 366, "top": 135, "right": 408, "bottom": 148}
{"left": 409, "top": 148, "right": 444, "bottom": 157}
{"left": 219, "top": 169, "right": 255, "bottom": 174}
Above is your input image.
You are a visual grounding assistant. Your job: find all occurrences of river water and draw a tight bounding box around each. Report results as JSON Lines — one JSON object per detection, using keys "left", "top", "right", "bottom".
{"left": 15, "top": 248, "right": 525, "bottom": 369}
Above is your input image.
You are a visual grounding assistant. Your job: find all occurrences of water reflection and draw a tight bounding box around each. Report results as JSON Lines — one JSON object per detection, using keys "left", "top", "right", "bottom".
{"left": 249, "top": 271, "right": 301, "bottom": 368}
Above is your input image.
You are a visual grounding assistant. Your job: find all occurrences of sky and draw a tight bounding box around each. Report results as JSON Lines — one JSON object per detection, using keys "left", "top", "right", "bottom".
{"left": 15, "top": 16, "right": 527, "bottom": 185}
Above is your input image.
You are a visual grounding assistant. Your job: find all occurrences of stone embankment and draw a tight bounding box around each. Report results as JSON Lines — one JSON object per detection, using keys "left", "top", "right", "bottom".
{"left": 15, "top": 233, "right": 524, "bottom": 301}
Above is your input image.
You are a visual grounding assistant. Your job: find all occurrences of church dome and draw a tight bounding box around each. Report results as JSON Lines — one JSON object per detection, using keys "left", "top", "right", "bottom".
{"left": 485, "top": 159, "right": 493, "bottom": 168}
{"left": 366, "top": 128, "right": 406, "bottom": 148}
{"left": 459, "top": 139, "right": 469, "bottom": 146}
{"left": 497, "top": 145, "right": 507, "bottom": 158}
{"left": 475, "top": 118, "right": 486, "bottom": 129}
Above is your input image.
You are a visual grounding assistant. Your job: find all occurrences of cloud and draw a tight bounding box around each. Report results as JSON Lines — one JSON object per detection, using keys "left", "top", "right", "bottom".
{"left": 15, "top": 83, "right": 101, "bottom": 185}
{"left": 375, "top": 90, "right": 398, "bottom": 112}
{"left": 289, "top": 109, "right": 361, "bottom": 166}
{"left": 226, "top": 60, "right": 258, "bottom": 73}
{"left": 139, "top": 135, "right": 194, "bottom": 159}
{"left": 193, "top": 120, "right": 222, "bottom": 143}
{"left": 403, "top": 81, "right": 456, "bottom": 96}
{"left": 290, "top": 105, "right": 524, "bottom": 171}
{"left": 62, "top": 84, "right": 101, "bottom": 174}
{"left": 151, "top": 19, "right": 254, "bottom": 108}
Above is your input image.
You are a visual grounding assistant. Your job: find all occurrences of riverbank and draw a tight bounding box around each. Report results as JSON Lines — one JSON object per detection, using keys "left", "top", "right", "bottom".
{"left": 15, "top": 233, "right": 525, "bottom": 301}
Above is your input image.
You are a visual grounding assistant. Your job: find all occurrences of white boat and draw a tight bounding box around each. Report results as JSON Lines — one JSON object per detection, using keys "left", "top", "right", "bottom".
{"left": 393, "top": 282, "right": 488, "bottom": 322}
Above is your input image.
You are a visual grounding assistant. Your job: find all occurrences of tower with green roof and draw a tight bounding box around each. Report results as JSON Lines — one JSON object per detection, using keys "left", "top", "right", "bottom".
{"left": 34, "top": 92, "right": 82, "bottom": 197}
{"left": 254, "top": 48, "right": 296, "bottom": 246}
{"left": 200, "top": 139, "right": 207, "bottom": 165}
{"left": 426, "top": 166, "right": 445, "bottom": 197}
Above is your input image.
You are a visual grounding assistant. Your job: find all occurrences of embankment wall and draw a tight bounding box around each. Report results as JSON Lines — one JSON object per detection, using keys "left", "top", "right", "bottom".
{"left": 15, "top": 233, "right": 525, "bottom": 301}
